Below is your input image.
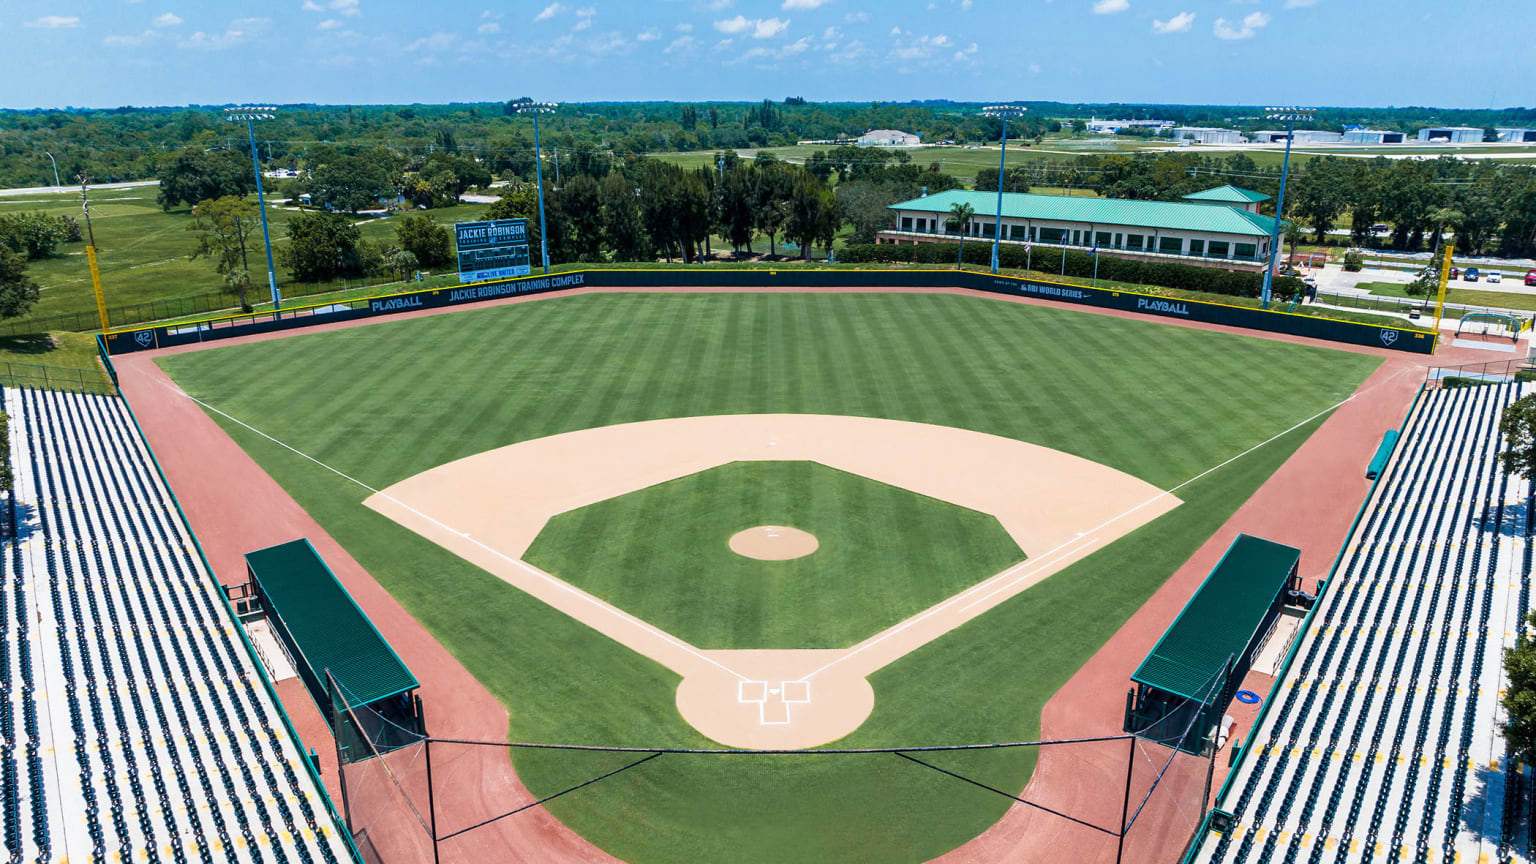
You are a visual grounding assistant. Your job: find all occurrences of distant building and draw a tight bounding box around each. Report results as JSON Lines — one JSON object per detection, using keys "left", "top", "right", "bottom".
{"left": 1252, "top": 130, "right": 1344, "bottom": 145}
{"left": 1172, "top": 127, "right": 1246, "bottom": 145}
{"left": 1416, "top": 126, "right": 1485, "bottom": 144}
{"left": 1342, "top": 129, "right": 1406, "bottom": 144}
{"left": 857, "top": 129, "right": 920, "bottom": 147}
{"left": 1496, "top": 128, "right": 1536, "bottom": 143}
{"left": 877, "top": 185, "right": 1282, "bottom": 272}
{"left": 1085, "top": 117, "right": 1175, "bottom": 135}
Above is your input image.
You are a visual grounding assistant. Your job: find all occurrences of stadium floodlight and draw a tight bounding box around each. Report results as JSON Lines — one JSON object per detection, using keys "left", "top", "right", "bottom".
{"left": 1260, "top": 107, "right": 1316, "bottom": 309}
{"left": 981, "top": 105, "right": 1027, "bottom": 274}
{"left": 513, "top": 100, "right": 560, "bottom": 274}
{"left": 225, "top": 106, "right": 282, "bottom": 314}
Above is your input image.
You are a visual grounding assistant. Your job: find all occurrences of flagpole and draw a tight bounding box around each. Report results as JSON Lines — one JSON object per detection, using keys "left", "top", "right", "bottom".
{"left": 1093, "top": 244, "right": 1100, "bottom": 286}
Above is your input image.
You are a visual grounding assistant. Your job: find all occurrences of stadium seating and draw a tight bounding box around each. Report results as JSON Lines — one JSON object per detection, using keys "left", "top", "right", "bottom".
{"left": 1195, "top": 380, "right": 1533, "bottom": 863}
{"left": 2, "top": 386, "right": 350, "bottom": 864}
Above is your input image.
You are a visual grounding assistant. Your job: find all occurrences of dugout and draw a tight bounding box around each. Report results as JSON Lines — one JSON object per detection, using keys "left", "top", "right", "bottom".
{"left": 1124, "top": 534, "right": 1300, "bottom": 754}
{"left": 244, "top": 539, "right": 424, "bottom": 751}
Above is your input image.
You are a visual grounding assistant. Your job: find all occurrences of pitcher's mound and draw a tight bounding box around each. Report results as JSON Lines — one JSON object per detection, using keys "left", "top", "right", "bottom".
{"left": 729, "top": 525, "right": 819, "bottom": 561}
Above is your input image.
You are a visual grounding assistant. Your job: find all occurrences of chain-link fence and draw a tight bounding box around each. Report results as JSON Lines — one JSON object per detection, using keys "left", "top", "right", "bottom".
{"left": 0, "top": 360, "right": 115, "bottom": 394}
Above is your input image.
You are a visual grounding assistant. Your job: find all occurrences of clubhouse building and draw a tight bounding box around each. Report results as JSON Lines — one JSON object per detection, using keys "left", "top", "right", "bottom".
{"left": 877, "top": 185, "right": 1283, "bottom": 271}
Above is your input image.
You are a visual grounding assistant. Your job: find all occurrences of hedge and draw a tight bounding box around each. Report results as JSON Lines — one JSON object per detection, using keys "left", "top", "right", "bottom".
{"left": 838, "top": 242, "right": 1303, "bottom": 301}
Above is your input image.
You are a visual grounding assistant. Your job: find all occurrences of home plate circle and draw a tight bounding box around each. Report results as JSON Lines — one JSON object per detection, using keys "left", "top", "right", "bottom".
{"left": 728, "top": 525, "right": 818, "bottom": 561}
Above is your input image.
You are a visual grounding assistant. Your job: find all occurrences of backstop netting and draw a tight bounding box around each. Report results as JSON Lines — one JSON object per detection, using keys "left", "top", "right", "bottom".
{"left": 328, "top": 669, "right": 1223, "bottom": 864}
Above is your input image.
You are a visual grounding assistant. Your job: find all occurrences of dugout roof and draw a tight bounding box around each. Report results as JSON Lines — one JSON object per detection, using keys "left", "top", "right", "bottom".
{"left": 1132, "top": 534, "right": 1300, "bottom": 701}
{"left": 245, "top": 538, "right": 418, "bottom": 707}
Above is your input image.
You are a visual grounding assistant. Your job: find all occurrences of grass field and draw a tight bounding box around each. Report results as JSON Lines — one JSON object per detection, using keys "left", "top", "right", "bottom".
{"left": 0, "top": 185, "right": 488, "bottom": 325}
{"left": 156, "top": 291, "right": 1380, "bottom": 863}
{"left": 1358, "top": 279, "right": 1536, "bottom": 312}
{"left": 525, "top": 460, "right": 1025, "bottom": 649}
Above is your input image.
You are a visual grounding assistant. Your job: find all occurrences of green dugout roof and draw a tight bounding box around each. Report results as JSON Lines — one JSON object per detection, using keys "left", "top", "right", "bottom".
{"left": 246, "top": 539, "right": 418, "bottom": 706}
{"left": 887, "top": 188, "right": 1281, "bottom": 237}
{"left": 1131, "top": 534, "right": 1300, "bottom": 701}
{"left": 1180, "top": 184, "right": 1271, "bottom": 205}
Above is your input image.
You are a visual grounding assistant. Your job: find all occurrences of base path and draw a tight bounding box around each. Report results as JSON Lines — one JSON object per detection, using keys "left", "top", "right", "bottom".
{"left": 364, "top": 414, "right": 1180, "bottom": 749}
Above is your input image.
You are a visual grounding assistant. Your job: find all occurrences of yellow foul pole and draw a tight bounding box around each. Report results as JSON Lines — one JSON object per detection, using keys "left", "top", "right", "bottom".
{"left": 1431, "top": 243, "right": 1453, "bottom": 336}
{"left": 78, "top": 176, "right": 110, "bottom": 334}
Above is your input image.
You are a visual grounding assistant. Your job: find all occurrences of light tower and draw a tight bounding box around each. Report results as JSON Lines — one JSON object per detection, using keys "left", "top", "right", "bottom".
{"left": 1260, "top": 107, "right": 1315, "bottom": 309}
{"left": 513, "top": 100, "right": 559, "bottom": 274}
{"left": 225, "top": 107, "right": 282, "bottom": 312}
{"left": 981, "top": 105, "right": 1027, "bottom": 274}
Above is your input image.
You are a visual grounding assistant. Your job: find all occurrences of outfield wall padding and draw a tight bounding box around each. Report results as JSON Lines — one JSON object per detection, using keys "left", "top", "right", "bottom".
{"left": 101, "top": 269, "right": 1436, "bottom": 355}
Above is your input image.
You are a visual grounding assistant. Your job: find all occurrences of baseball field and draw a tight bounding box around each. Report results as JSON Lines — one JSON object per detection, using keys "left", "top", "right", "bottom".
{"left": 153, "top": 289, "right": 1382, "bottom": 863}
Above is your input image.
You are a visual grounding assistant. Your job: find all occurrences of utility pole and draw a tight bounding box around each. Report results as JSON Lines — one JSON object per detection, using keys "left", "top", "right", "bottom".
{"left": 77, "top": 174, "right": 111, "bottom": 333}
{"left": 981, "top": 105, "right": 1027, "bottom": 274}
{"left": 513, "top": 101, "right": 559, "bottom": 274}
{"left": 1260, "top": 107, "right": 1315, "bottom": 309}
{"left": 45, "top": 152, "right": 61, "bottom": 189}
{"left": 226, "top": 107, "right": 282, "bottom": 314}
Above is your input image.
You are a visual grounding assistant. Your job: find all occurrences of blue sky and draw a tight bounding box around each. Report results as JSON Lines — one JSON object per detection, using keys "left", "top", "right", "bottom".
{"left": 1, "top": 0, "right": 1530, "bottom": 110}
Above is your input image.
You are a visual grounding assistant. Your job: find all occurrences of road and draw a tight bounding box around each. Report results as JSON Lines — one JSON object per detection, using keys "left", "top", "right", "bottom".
{"left": 0, "top": 179, "right": 158, "bottom": 198}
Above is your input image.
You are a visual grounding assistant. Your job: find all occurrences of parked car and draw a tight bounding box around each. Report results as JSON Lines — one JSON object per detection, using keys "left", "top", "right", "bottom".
{"left": 1371, "top": 224, "right": 1389, "bottom": 233}
{"left": 1463, "top": 268, "right": 1480, "bottom": 282}
{"left": 1449, "top": 267, "right": 1459, "bottom": 279}
{"left": 1486, "top": 271, "right": 1503, "bottom": 284}
{"left": 1526, "top": 269, "right": 1536, "bottom": 287}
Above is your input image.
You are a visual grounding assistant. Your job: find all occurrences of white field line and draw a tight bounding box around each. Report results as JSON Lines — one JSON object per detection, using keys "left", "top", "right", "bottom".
{"left": 157, "top": 379, "right": 750, "bottom": 683}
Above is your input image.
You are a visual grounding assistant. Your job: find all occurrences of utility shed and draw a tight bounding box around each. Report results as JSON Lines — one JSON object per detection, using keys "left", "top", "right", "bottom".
{"left": 245, "top": 539, "right": 423, "bottom": 751}
{"left": 1125, "top": 534, "right": 1300, "bottom": 753}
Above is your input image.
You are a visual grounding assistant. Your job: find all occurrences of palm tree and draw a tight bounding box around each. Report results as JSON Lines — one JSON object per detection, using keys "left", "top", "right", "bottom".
{"left": 945, "top": 202, "right": 976, "bottom": 267}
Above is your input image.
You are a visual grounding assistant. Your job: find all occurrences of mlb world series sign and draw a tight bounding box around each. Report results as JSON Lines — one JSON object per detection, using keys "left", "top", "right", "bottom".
{"left": 455, "top": 219, "right": 532, "bottom": 283}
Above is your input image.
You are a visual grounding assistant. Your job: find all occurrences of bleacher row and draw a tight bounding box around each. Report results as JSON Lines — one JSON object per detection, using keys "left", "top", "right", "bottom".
{"left": 1, "top": 387, "right": 351, "bottom": 864}
{"left": 1195, "top": 381, "right": 1534, "bottom": 864}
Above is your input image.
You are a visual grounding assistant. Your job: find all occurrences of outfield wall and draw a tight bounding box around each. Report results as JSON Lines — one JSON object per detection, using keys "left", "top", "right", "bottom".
{"left": 101, "top": 269, "right": 1436, "bottom": 356}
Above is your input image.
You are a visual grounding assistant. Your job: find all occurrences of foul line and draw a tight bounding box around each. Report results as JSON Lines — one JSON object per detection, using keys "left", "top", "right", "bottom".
{"left": 802, "top": 388, "right": 1363, "bottom": 684}
{"left": 157, "top": 379, "right": 750, "bottom": 684}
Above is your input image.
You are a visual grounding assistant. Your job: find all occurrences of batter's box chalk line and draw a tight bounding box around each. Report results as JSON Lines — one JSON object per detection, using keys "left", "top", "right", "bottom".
{"left": 738, "top": 679, "right": 812, "bottom": 726}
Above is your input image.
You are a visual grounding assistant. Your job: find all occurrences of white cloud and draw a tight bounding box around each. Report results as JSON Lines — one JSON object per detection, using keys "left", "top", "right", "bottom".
{"left": 1091, "top": 0, "right": 1128, "bottom": 14}
{"left": 534, "top": 3, "right": 566, "bottom": 21}
{"left": 715, "top": 15, "right": 789, "bottom": 37}
{"left": 892, "top": 32, "right": 952, "bottom": 59}
{"left": 782, "top": 0, "right": 826, "bottom": 8}
{"left": 822, "top": 25, "right": 841, "bottom": 39}
{"left": 1028, "top": 62, "right": 1041, "bottom": 73}
{"left": 675, "top": 22, "right": 693, "bottom": 30}
{"left": 960, "top": 0, "right": 972, "bottom": 8}
{"left": 301, "top": 0, "right": 323, "bottom": 10}
{"left": 478, "top": 20, "right": 500, "bottom": 33}
{"left": 574, "top": 17, "right": 592, "bottom": 29}
{"left": 699, "top": 0, "right": 733, "bottom": 9}
{"left": 1151, "top": 10, "right": 1194, "bottom": 33}
{"left": 1213, "top": 10, "right": 1268, "bottom": 38}
{"left": 180, "top": 17, "right": 269, "bottom": 49}
{"left": 152, "top": 12, "right": 182, "bottom": 26}
{"left": 104, "top": 29, "right": 157, "bottom": 45}
{"left": 406, "top": 31, "right": 455, "bottom": 51}
{"left": 329, "top": 0, "right": 360, "bottom": 16}
{"left": 1283, "top": 0, "right": 1317, "bottom": 6}
{"left": 845, "top": 10, "right": 870, "bottom": 21}
{"left": 318, "top": 18, "right": 343, "bottom": 29}
{"left": 665, "top": 34, "right": 695, "bottom": 52}
{"left": 26, "top": 15, "right": 81, "bottom": 28}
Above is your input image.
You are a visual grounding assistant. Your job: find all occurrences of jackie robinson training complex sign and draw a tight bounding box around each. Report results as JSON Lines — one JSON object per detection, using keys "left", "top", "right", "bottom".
{"left": 455, "top": 219, "right": 531, "bottom": 283}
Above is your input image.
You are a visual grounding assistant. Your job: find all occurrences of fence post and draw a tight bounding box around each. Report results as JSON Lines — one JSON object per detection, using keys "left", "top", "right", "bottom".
{"left": 425, "top": 738, "right": 440, "bottom": 864}
{"left": 1117, "top": 734, "right": 1135, "bottom": 864}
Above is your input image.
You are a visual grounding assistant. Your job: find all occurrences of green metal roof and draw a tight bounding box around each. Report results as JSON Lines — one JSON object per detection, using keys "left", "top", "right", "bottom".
{"left": 1131, "top": 534, "right": 1300, "bottom": 700}
{"left": 888, "top": 189, "right": 1280, "bottom": 237}
{"left": 246, "top": 539, "right": 418, "bottom": 706}
{"left": 1181, "top": 185, "right": 1271, "bottom": 205}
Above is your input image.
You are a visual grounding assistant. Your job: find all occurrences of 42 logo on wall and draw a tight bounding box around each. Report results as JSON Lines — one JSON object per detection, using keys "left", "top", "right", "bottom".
{"left": 134, "top": 330, "right": 154, "bottom": 348}
{"left": 1379, "top": 329, "right": 1399, "bottom": 347}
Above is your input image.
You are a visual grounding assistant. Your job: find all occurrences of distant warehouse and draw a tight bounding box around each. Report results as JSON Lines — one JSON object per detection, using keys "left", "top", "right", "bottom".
{"left": 1172, "top": 127, "right": 1247, "bottom": 145}
{"left": 1343, "top": 128, "right": 1406, "bottom": 144}
{"left": 1417, "top": 126, "right": 1484, "bottom": 144}
{"left": 877, "top": 185, "right": 1283, "bottom": 272}
{"left": 1497, "top": 128, "right": 1536, "bottom": 143}
{"left": 857, "top": 129, "right": 921, "bottom": 147}
{"left": 1252, "top": 129, "right": 1344, "bottom": 144}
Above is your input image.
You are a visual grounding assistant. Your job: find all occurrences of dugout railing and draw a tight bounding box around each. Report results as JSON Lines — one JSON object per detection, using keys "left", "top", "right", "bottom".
{"left": 98, "top": 267, "right": 1438, "bottom": 358}
{"left": 326, "top": 659, "right": 1229, "bottom": 864}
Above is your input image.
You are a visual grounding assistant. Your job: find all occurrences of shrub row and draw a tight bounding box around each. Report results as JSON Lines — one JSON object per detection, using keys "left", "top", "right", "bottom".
{"left": 837, "top": 242, "right": 1303, "bottom": 301}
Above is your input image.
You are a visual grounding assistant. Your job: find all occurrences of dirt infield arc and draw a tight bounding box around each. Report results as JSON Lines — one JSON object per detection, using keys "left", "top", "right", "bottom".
{"left": 362, "top": 414, "right": 1181, "bottom": 749}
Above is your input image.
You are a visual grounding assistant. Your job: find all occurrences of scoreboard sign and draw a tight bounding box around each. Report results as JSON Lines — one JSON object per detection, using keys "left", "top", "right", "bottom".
{"left": 455, "top": 219, "right": 532, "bottom": 283}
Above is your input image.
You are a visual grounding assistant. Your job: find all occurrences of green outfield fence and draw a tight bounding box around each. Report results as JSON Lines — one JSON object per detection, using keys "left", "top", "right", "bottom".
{"left": 99, "top": 267, "right": 1438, "bottom": 357}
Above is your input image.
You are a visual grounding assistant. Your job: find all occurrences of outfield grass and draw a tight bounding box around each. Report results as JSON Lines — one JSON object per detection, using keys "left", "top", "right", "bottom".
{"left": 157, "top": 292, "right": 1380, "bottom": 863}
{"left": 526, "top": 460, "right": 1024, "bottom": 649}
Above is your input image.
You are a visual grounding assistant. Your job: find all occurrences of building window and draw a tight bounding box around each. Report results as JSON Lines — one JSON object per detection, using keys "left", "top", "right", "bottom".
{"left": 1009, "top": 225, "right": 1027, "bottom": 240}
{"left": 1235, "top": 243, "right": 1257, "bottom": 260}
{"left": 1208, "top": 240, "right": 1230, "bottom": 258}
{"left": 901, "top": 217, "right": 913, "bottom": 232}
{"left": 1126, "top": 234, "right": 1144, "bottom": 250}
{"left": 1114, "top": 233, "right": 1123, "bottom": 248}
{"left": 1096, "top": 232, "right": 1112, "bottom": 247}
{"left": 1159, "top": 236, "right": 1183, "bottom": 254}
{"left": 1038, "top": 227, "right": 1066, "bottom": 245}
{"left": 1189, "top": 239, "right": 1205, "bottom": 256}
{"left": 982, "top": 222, "right": 995, "bottom": 237}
